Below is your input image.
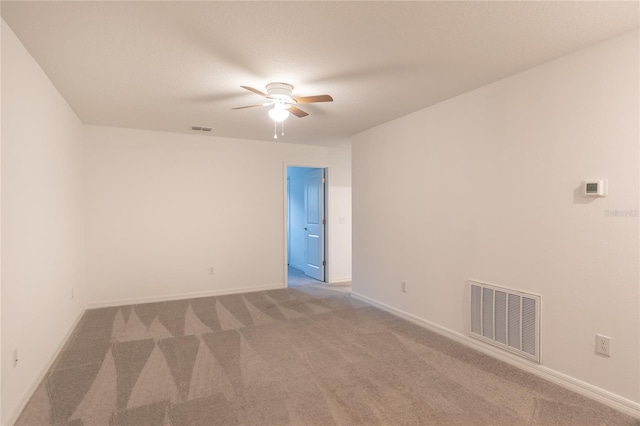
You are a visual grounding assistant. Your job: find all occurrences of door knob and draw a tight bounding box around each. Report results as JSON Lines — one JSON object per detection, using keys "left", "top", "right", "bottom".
{"left": 304, "top": 227, "right": 308, "bottom": 230}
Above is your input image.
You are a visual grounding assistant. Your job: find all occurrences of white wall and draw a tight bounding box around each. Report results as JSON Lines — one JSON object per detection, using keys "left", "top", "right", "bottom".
{"left": 1, "top": 20, "right": 86, "bottom": 424}
{"left": 352, "top": 29, "right": 639, "bottom": 407}
{"left": 327, "top": 141, "right": 352, "bottom": 283}
{"left": 83, "top": 126, "right": 352, "bottom": 305}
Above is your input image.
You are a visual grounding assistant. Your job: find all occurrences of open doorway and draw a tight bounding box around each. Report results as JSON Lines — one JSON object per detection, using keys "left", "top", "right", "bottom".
{"left": 286, "top": 166, "right": 327, "bottom": 287}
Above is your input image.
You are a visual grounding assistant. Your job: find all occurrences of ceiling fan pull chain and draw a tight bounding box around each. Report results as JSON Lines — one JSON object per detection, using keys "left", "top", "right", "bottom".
{"left": 274, "top": 121, "right": 278, "bottom": 139}
{"left": 282, "top": 120, "right": 285, "bottom": 137}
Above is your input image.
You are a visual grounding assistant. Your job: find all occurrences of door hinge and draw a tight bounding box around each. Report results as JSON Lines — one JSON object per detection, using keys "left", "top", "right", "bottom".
{"left": 322, "top": 178, "right": 326, "bottom": 184}
{"left": 323, "top": 260, "right": 326, "bottom": 266}
{"left": 322, "top": 219, "right": 326, "bottom": 225}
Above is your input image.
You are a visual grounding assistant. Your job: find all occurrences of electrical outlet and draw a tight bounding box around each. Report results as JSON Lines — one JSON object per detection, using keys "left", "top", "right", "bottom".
{"left": 401, "top": 281, "right": 407, "bottom": 293}
{"left": 208, "top": 267, "right": 215, "bottom": 276}
{"left": 595, "top": 334, "right": 611, "bottom": 357}
{"left": 12, "top": 348, "right": 18, "bottom": 368}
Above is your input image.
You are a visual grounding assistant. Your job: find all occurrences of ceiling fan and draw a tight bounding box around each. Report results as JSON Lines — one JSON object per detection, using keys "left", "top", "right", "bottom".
{"left": 232, "top": 82, "right": 333, "bottom": 122}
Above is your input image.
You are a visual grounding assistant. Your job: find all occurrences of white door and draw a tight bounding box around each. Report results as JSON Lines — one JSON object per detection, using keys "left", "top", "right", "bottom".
{"left": 304, "top": 168, "right": 325, "bottom": 281}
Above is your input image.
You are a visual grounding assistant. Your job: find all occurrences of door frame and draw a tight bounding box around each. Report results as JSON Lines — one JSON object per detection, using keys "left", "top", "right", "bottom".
{"left": 283, "top": 162, "right": 330, "bottom": 287}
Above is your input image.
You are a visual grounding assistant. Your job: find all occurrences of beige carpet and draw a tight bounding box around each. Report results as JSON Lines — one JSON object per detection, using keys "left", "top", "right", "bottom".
{"left": 287, "top": 266, "right": 350, "bottom": 291}
{"left": 16, "top": 282, "right": 639, "bottom": 425}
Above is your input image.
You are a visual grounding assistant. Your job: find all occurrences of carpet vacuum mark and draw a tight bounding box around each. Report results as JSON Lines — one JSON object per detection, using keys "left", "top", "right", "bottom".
{"left": 16, "top": 284, "right": 639, "bottom": 425}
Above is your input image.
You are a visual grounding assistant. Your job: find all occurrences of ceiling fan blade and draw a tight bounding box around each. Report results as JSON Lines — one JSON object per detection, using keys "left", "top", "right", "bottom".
{"left": 293, "top": 94, "right": 333, "bottom": 104}
{"left": 288, "top": 106, "right": 309, "bottom": 118}
{"left": 241, "top": 85, "right": 267, "bottom": 97}
{"left": 231, "top": 104, "right": 265, "bottom": 110}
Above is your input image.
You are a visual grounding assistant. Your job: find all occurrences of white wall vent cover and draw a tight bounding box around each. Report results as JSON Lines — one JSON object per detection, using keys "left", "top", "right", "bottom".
{"left": 469, "top": 280, "right": 541, "bottom": 363}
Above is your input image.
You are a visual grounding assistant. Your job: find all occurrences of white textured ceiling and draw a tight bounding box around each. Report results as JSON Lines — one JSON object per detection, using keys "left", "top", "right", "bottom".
{"left": 2, "top": 1, "right": 638, "bottom": 145}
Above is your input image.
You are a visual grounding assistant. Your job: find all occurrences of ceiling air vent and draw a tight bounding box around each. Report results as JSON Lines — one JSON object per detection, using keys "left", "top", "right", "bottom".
{"left": 191, "top": 126, "right": 213, "bottom": 132}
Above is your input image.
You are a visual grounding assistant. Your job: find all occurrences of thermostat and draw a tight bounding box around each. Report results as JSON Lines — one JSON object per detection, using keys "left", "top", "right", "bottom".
{"left": 583, "top": 179, "right": 607, "bottom": 197}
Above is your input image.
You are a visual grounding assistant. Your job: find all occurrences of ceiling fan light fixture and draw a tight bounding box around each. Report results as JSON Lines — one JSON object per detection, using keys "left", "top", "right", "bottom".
{"left": 268, "top": 104, "right": 290, "bottom": 122}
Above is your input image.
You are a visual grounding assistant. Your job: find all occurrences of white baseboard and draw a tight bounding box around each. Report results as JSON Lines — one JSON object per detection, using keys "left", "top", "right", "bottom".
{"left": 351, "top": 291, "right": 640, "bottom": 419}
{"left": 87, "top": 283, "right": 286, "bottom": 309}
{"left": 5, "top": 307, "right": 86, "bottom": 426}
{"left": 329, "top": 276, "right": 352, "bottom": 285}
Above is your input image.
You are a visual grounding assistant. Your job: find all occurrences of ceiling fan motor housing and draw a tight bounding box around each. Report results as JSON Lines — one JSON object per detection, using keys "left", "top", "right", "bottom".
{"left": 266, "top": 82, "right": 294, "bottom": 102}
